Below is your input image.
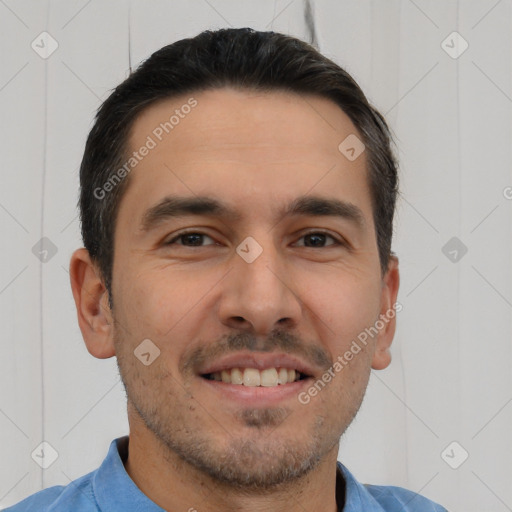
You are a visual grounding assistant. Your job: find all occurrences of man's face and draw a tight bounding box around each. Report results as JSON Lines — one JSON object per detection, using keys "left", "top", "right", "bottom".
{"left": 109, "top": 88, "right": 397, "bottom": 488}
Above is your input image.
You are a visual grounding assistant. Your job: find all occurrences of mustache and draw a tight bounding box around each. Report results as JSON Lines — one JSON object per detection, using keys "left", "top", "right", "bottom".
{"left": 180, "top": 328, "right": 333, "bottom": 375}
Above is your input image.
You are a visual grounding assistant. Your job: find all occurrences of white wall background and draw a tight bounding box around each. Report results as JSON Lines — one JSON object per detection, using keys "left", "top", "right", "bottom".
{"left": 1, "top": 1, "right": 511, "bottom": 510}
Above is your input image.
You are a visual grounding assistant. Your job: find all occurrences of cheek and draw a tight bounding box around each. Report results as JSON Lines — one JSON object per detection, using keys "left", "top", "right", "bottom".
{"left": 114, "top": 264, "right": 218, "bottom": 345}
{"left": 300, "top": 268, "right": 381, "bottom": 347}
{"left": 128, "top": 278, "right": 180, "bottom": 338}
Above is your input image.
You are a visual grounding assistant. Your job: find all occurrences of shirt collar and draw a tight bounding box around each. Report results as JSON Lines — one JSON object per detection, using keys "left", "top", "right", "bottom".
{"left": 337, "top": 461, "right": 384, "bottom": 511}
{"left": 93, "top": 436, "right": 165, "bottom": 511}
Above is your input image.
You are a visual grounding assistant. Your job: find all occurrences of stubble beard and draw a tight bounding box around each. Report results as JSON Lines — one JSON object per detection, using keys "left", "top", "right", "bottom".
{"left": 127, "top": 386, "right": 337, "bottom": 491}
{"left": 113, "top": 323, "right": 368, "bottom": 491}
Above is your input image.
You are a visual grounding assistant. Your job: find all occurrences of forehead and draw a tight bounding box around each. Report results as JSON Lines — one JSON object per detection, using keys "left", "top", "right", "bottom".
{"left": 118, "top": 87, "right": 373, "bottom": 232}
{"left": 130, "top": 87, "right": 360, "bottom": 158}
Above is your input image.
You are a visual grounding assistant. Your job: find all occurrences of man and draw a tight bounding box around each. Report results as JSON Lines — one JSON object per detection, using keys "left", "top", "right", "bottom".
{"left": 6, "top": 28, "right": 447, "bottom": 511}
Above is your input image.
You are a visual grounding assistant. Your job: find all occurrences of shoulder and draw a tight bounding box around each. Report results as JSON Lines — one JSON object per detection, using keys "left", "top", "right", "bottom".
{"left": 364, "top": 483, "right": 448, "bottom": 511}
{"left": 2, "top": 470, "right": 99, "bottom": 512}
{"left": 3, "top": 437, "right": 129, "bottom": 512}
{"left": 337, "top": 462, "right": 448, "bottom": 512}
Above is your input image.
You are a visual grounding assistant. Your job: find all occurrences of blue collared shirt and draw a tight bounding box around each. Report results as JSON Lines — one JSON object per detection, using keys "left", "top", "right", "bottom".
{"left": 4, "top": 436, "right": 447, "bottom": 511}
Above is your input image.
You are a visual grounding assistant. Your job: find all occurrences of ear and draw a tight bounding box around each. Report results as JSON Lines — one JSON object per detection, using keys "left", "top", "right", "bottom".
{"left": 371, "top": 255, "right": 400, "bottom": 370}
{"left": 69, "top": 248, "right": 115, "bottom": 359}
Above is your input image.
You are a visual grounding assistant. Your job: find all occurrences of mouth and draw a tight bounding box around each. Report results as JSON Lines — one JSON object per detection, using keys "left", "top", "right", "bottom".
{"left": 201, "top": 367, "right": 310, "bottom": 387}
{"left": 195, "top": 352, "right": 318, "bottom": 406}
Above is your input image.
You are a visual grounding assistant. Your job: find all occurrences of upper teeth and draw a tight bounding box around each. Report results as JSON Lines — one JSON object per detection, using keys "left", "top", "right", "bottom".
{"left": 210, "top": 368, "right": 300, "bottom": 386}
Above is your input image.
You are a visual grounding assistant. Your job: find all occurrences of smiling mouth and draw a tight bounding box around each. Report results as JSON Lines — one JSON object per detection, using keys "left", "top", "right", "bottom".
{"left": 201, "top": 367, "right": 310, "bottom": 387}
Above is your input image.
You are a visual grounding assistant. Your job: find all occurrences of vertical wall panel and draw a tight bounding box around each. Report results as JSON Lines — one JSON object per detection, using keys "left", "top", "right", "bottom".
{"left": 0, "top": 0, "right": 50, "bottom": 505}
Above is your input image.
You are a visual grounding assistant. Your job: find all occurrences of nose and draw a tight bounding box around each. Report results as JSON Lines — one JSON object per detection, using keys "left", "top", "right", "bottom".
{"left": 217, "top": 238, "right": 302, "bottom": 336}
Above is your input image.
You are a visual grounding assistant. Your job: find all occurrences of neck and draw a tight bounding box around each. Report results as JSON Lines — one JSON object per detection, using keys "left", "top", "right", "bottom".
{"left": 124, "top": 418, "right": 341, "bottom": 512}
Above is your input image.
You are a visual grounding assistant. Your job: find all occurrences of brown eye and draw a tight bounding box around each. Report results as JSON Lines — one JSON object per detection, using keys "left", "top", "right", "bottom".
{"left": 166, "top": 231, "right": 216, "bottom": 247}
{"left": 294, "top": 232, "right": 342, "bottom": 248}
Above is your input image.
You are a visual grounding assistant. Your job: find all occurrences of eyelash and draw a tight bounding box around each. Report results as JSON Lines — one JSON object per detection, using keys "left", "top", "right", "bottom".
{"left": 164, "top": 230, "right": 346, "bottom": 248}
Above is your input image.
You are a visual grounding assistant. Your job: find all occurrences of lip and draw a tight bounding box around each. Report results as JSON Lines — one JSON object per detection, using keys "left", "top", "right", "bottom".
{"left": 197, "top": 351, "right": 318, "bottom": 378}
{"left": 200, "top": 374, "right": 313, "bottom": 407}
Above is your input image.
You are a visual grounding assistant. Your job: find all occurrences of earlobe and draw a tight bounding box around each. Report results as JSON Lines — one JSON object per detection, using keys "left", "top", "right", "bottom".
{"left": 69, "top": 248, "right": 115, "bottom": 359}
{"left": 371, "top": 255, "right": 400, "bottom": 370}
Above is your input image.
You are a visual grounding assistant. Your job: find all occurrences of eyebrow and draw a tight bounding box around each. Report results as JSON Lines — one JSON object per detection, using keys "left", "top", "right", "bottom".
{"left": 140, "top": 194, "right": 366, "bottom": 233}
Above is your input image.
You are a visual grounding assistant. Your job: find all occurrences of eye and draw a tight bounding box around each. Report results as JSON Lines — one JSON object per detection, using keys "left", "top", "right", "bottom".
{"left": 163, "top": 230, "right": 346, "bottom": 249}
{"left": 294, "top": 231, "right": 344, "bottom": 248}
{"left": 165, "top": 231, "right": 217, "bottom": 247}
